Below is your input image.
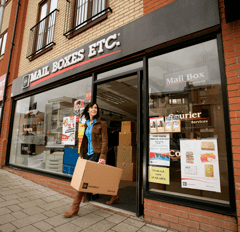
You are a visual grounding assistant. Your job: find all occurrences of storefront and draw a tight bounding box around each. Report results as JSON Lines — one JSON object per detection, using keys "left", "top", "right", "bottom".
{"left": 6, "top": 0, "right": 235, "bottom": 223}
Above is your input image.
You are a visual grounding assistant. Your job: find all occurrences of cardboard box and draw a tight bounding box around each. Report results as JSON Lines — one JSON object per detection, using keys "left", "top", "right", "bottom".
{"left": 119, "top": 132, "right": 135, "bottom": 146}
{"left": 117, "top": 161, "right": 136, "bottom": 181}
{"left": 121, "top": 121, "right": 134, "bottom": 132}
{"left": 71, "top": 158, "right": 122, "bottom": 195}
{"left": 117, "top": 146, "right": 136, "bottom": 163}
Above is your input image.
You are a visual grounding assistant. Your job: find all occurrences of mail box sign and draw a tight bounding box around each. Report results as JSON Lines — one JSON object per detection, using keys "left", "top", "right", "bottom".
{"left": 71, "top": 158, "right": 122, "bottom": 195}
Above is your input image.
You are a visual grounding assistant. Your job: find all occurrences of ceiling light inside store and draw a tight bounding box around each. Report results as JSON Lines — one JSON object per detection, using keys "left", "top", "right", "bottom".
{"left": 97, "top": 91, "right": 130, "bottom": 105}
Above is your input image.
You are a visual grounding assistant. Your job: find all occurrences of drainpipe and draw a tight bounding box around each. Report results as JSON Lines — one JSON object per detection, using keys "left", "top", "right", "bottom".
{"left": 0, "top": 0, "right": 6, "bottom": 33}
{"left": 0, "top": 0, "right": 21, "bottom": 133}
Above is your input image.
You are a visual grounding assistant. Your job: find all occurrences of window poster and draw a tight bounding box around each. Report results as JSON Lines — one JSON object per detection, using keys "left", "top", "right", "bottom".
{"left": 150, "top": 117, "right": 157, "bottom": 133}
{"left": 149, "top": 134, "right": 170, "bottom": 166}
{"left": 62, "top": 116, "right": 76, "bottom": 145}
{"left": 164, "top": 116, "right": 172, "bottom": 132}
{"left": 172, "top": 114, "right": 181, "bottom": 132}
{"left": 180, "top": 138, "right": 221, "bottom": 192}
{"left": 157, "top": 116, "right": 164, "bottom": 132}
{"left": 78, "top": 123, "right": 85, "bottom": 153}
{"left": 149, "top": 166, "right": 170, "bottom": 185}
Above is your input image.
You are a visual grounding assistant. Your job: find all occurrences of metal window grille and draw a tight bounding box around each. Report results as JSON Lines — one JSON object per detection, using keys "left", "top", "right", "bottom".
{"left": 64, "top": 0, "right": 112, "bottom": 37}
{"left": 27, "top": 9, "right": 59, "bottom": 59}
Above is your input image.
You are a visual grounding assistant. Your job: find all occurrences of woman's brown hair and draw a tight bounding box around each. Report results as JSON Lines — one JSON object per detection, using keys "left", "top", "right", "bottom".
{"left": 81, "top": 102, "right": 100, "bottom": 120}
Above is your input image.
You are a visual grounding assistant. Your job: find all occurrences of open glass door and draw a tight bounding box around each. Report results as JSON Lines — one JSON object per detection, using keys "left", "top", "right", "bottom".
{"left": 92, "top": 69, "right": 143, "bottom": 216}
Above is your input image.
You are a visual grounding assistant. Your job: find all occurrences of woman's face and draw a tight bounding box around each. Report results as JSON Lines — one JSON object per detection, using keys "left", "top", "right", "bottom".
{"left": 88, "top": 104, "right": 98, "bottom": 118}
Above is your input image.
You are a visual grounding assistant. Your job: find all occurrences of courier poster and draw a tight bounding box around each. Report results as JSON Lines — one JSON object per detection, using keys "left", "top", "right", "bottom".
{"left": 62, "top": 116, "right": 76, "bottom": 145}
{"left": 180, "top": 138, "right": 221, "bottom": 192}
{"left": 149, "top": 134, "right": 170, "bottom": 166}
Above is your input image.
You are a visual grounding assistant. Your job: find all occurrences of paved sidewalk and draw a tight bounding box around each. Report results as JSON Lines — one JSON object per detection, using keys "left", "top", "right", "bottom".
{"left": 0, "top": 169, "right": 176, "bottom": 232}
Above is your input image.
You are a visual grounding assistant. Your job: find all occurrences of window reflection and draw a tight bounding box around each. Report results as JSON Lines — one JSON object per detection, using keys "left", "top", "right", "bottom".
{"left": 148, "top": 39, "right": 229, "bottom": 203}
{"left": 9, "top": 77, "right": 92, "bottom": 174}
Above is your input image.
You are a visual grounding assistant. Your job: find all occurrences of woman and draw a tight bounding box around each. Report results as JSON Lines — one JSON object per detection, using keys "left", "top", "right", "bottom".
{"left": 63, "top": 102, "right": 108, "bottom": 218}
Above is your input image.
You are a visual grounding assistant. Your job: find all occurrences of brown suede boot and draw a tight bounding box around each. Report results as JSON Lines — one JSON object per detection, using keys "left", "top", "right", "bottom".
{"left": 106, "top": 193, "right": 119, "bottom": 205}
{"left": 63, "top": 191, "right": 84, "bottom": 217}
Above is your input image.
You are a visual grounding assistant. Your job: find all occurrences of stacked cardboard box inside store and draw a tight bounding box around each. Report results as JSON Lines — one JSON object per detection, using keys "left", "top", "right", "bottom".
{"left": 117, "top": 121, "right": 136, "bottom": 181}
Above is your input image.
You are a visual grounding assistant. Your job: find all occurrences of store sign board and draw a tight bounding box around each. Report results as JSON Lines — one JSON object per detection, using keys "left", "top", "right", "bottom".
{"left": 164, "top": 66, "right": 209, "bottom": 93}
{"left": 0, "top": 74, "right": 6, "bottom": 101}
{"left": 11, "top": 0, "right": 219, "bottom": 97}
{"left": 21, "top": 33, "right": 121, "bottom": 90}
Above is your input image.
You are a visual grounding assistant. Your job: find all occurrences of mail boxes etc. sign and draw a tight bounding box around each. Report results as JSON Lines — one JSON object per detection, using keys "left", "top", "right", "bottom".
{"left": 22, "top": 33, "right": 121, "bottom": 89}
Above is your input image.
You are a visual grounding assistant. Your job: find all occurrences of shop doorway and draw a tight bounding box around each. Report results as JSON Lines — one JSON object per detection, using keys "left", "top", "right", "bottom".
{"left": 92, "top": 69, "right": 143, "bottom": 216}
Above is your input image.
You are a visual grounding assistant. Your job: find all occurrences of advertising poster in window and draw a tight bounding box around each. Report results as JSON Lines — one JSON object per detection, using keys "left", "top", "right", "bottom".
{"left": 149, "top": 134, "right": 170, "bottom": 166}
{"left": 149, "top": 166, "right": 170, "bottom": 184}
{"left": 62, "top": 116, "right": 76, "bottom": 145}
{"left": 74, "top": 99, "right": 84, "bottom": 116}
{"left": 180, "top": 138, "right": 221, "bottom": 192}
{"left": 78, "top": 123, "right": 85, "bottom": 153}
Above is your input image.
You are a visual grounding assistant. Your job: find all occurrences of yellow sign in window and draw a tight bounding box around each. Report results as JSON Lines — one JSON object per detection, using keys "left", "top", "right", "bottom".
{"left": 149, "top": 166, "right": 170, "bottom": 185}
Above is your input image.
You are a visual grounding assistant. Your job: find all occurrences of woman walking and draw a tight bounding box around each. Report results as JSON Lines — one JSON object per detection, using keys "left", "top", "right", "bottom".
{"left": 63, "top": 102, "right": 108, "bottom": 218}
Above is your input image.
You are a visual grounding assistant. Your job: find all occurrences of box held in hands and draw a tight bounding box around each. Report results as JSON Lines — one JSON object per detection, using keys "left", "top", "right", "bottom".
{"left": 71, "top": 158, "right": 122, "bottom": 195}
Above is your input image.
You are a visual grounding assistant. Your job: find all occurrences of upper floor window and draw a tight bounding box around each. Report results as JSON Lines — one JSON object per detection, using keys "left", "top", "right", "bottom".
{"left": 27, "top": 0, "right": 58, "bottom": 61}
{"left": 0, "top": 30, "right": 7, "bottom": 56}
{"left": 64, "top": 0, "right": 112, "bottom": 38}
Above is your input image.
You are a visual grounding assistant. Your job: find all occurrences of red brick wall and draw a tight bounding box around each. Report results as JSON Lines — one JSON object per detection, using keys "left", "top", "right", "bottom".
{"left": 0, "top": 0, "right": 29, "bottom": 168}
{"left": 142, "top": 0, "right": 240, "bottom": 231}
{"left": 144, "top": 199, "right": 237, "bottom": 231}
{"left": 3, "top": 166, "right": 77, "bottom": 199}
{"left": 219, "top": 0, "right": 240, "bottom": 230}
{"left": 143, "top": 0, "right": 176, "bottom": 15}
{"left": 1, "top": 0, "right": 240, "bottom": 231}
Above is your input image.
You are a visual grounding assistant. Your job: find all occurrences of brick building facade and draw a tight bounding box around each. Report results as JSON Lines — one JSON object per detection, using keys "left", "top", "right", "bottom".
{"left": 1, "top": 0, "right": 240, "bottom": 231}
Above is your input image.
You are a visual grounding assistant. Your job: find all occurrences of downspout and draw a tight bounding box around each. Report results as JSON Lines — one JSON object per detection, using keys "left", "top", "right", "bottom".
{"left": 0, "top": 0, "right": 6, "bottom": 33}
{"left": 0, "top": 0, "right": 21, "bottom": 132}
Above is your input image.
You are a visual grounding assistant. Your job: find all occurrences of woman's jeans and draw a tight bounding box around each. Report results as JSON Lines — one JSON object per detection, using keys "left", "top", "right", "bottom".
{"left": 83, "top": 153, "right": 100, "bottom": 162}
{"left": 83, "top": 153, "right": 100, "bottom": 201}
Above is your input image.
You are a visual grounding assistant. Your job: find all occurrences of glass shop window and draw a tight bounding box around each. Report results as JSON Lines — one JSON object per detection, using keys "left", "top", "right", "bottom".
{"left": 9, "top": 77, "right": 92, "bottom": 175}
{"left": 148, "top": 39, "right": 230, "bottom": 204}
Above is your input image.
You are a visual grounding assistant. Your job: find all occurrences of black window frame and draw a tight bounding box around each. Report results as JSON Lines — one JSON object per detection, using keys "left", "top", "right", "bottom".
{"left": 143, "top": 32, "right": 236, "bottom": 216}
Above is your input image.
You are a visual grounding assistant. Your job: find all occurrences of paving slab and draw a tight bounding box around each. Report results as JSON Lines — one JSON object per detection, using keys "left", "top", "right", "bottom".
{"left": 21, "top": 206, "right": 45, "bottom": 215}
{"left": 71, "top": 213, "right": 104, "bottom": 229}
{"left": 0, "top": 222, "right": 18, "bottom": 232}
{"left": 44, "top": 214, "right": 76, "bottom": 227}
{"left": 14, "top": 225, "right": 42, "bottom": 232}
{"left": 124, "top": 218, "right": 146, "bottom": 228}
{"left": 111, "top": 222, "right": 139, "bottom": 232}
{"left": 0, "top": 213, "right": 17, "bottom": 225}
{"left": 0, "top": 169, "right": 175, "bottom": 232}
{"left": 33, "top": 221, "right": 54, "bottom": 231}
{"left": 105, "top": 214, "right": 127, "bottom": 224}
{"left": 11, "top": 210, "right": 29, "bottom": 219}
{"left": 11, "top": 213, "right": 48, "bottom": 228}
{"left": 54, "top": 222, "right": 83, "bottom": 232}
{"left": 139, "top": 224, "right": 168, "bottom": 232}
{"left": 87, "top": 219, "right": 116, "bottom": 232}
{"left": 0, "top": 207, "right": 11, "bottom": 216}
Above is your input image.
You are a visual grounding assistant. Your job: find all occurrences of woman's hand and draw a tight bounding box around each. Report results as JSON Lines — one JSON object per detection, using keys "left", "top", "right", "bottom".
{"left": 98, "top": 159, "right": 106, "bottom": 164}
